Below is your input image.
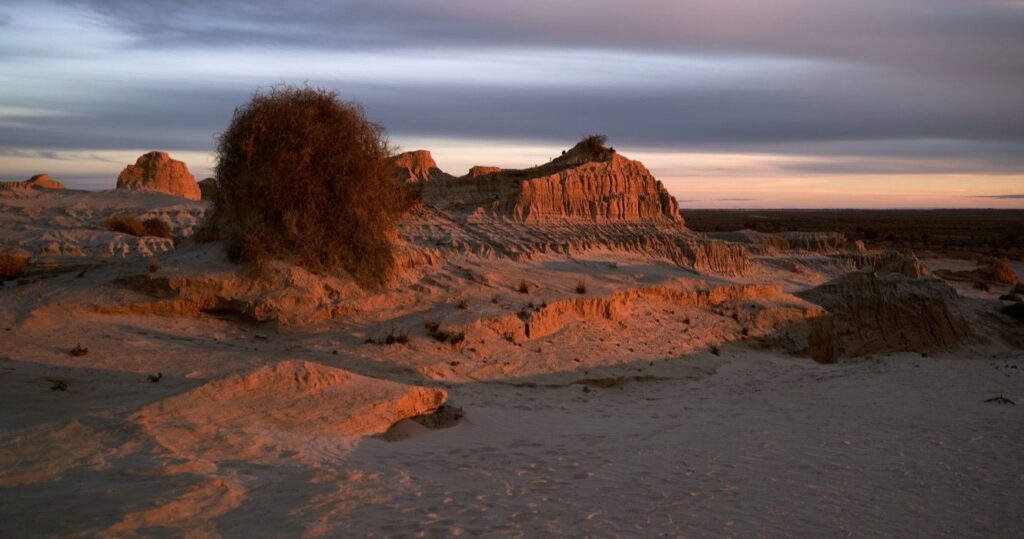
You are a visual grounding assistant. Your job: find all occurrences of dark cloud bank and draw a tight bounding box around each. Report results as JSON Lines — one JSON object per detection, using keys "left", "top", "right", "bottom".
{"left": 1, "top": 0, "right": 1022, "bottom": 176}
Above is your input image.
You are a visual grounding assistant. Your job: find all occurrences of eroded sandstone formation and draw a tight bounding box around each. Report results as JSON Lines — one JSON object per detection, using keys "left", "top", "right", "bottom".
{"left": 391, "top": 150, "right": 451, "bottom": 183}
{"left": 466, "top": 166, "right": 502, "bottom": 178}
{"left": 401, "top": 215, "right": 748, "bottom": 275}
{"left": 104, "top": 259, "right": 366, "bottom": 326}
{"left": 116, "top": 151, "right": 201, "bottom": 200}
{"left": 934, "top": 257, "right": 1021, "bottom": 286}
{"left": 424, "top": 140, "right": 681, "bottom": 225}
{"left": 137, "top": 360, "right": 448, "bottom": 461}
{"left": 1, "top": 174, "right": 66, "bottom": 190}
{"left": 797, "top": 271, "right": 971, "bottom": 358}
{"left": 24, "top": 174, "right": 65, "bottom": 190}
{"left": 399, "top": 138, "right": 749, "bottom": 274}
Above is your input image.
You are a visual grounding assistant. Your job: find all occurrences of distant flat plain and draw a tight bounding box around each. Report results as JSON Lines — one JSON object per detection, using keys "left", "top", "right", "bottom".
{"left": 685, "top": 209, "right": 1024, "bottom": 260}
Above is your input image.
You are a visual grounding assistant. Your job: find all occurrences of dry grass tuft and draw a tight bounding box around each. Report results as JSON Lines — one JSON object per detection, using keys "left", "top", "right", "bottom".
{"left": 424, "top": 319, "right": 465, "bottom": 345}
{"left": 212, "top": 84, "right": 408, "bottom": 288}
{"left": 575, "top": 279, "right": 587, "bottom": 294}
{"left": 367, "top": 328, "right": 409, "bottom": 345}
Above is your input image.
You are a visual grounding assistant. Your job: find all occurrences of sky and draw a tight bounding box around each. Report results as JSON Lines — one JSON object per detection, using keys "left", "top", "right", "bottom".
{"left": 1, "top": 0, "right": 1022, "bottom": 208}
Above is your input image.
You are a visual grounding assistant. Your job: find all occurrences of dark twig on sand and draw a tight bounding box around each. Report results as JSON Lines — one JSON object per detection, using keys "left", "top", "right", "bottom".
{"left": 985, "top": 394, "right": 1015, "bottom": 405}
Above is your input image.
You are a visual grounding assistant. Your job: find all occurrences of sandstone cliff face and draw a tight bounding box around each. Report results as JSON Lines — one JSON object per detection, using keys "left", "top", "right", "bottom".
{"left": 508, "top": 154, "right": 681, "bottom": 223}
{"left": 116, "top": 151, "right": 201, "bottom": 200}
{"left": 427, "top": 142, "right": 681, "bottom": 225}
{"left": 797, "top": 271, "right": 970, "bottom": 358}
{"left": 391, "top": 150, "right": 451, "bottom": 183}
{"left": 405, "top": 140, "right": 749, "bottom": 274}
{"left": 461, "top": 153, "right": 682, "bottom": 224}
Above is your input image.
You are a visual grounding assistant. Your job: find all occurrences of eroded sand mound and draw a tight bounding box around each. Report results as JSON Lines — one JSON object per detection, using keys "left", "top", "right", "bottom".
{"left": 117, "top": 151, "right": 201, "bottom": 200}
{"left": 138, "top": 360, "right": 447, "bottom": 461}
{"left": 103, "top": 254, "right": 371, "bottom": 325}
{"left": 798, "top": 271, "right": 971, "bottom": 358}
{"left": 937, "top": 257, "right": 1021, "bottom": 286}
{"left": 0, "top": 188, "right": 208, "bottom": 260}
{"left": 1, "top": 174, "right": 66, "bottom": 191}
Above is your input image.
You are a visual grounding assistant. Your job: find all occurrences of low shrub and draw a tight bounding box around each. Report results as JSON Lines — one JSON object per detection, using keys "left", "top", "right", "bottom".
{"left": 1002, "top": 303, "right": 1024, "bottom": 323}
{"left": 142, "top": 217, "right": 173, "bottom": 239}
{"left": 106, "top": 215, "right": 173, "bottom": 239}
{"left": 0, "top": 253, "right": 28, "bottom": 280}
{"left": 213, "top": 85, "right": 407, "bottom": 288}
{"left": 578, "top": 134, "right": 608, "bottom": 155}
{"left": 424, "top": 319, "right": 464, "bottom": 345}
{"left": 367, "top": 329, "right": 409, "bottom": 345}
{"left": 575, "top": 279, "right": 587, "bottom": 294}
{"left": 516, "top": 280, "right": 529, "bottom": 294}
{"left": 106, "top": 214, "right": 146, "bottom": 236}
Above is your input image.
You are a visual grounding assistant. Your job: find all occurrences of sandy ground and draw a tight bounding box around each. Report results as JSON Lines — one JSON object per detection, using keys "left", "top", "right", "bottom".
{"left": 1, "top": 189, "right": 1022, "bottom": 537}
{"left": 2, "top": 350, "right": 1021, "bottom": 537}
{"left": 338, "top": 353, "right": 1024, "bottom": 537}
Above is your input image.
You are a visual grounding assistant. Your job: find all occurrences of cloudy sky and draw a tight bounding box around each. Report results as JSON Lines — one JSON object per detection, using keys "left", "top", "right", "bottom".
{"left": 1, "top": 0, "right": 1022, "bottom": 207}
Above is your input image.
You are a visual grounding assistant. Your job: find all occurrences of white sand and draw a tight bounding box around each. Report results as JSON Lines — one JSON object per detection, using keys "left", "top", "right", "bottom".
{"left": 2, "top": 350, "right": 1021, "bottom": 537}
